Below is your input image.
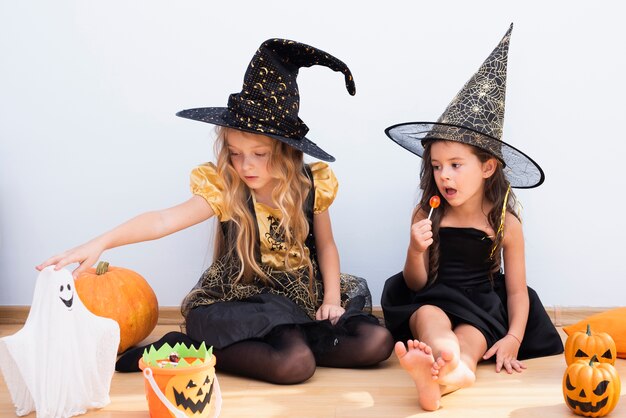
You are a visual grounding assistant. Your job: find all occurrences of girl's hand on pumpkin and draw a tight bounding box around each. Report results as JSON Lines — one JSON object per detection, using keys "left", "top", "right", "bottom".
{"left": 408, "top": 219, "right": 433, "bottom": 253}
{"left": 482, "top": 335, "right": 527, "bottom": 374}
{"left": 316, "top": 303, "right": 345, "bottom": 325}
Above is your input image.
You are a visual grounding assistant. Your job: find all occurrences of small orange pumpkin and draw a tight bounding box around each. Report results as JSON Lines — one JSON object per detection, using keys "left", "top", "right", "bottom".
{"left": 565, "top": 324, "right": 617, "bottom": 366}
{"left": 75, "top": 261, "right": 158, "bottom": 353}
{"left": 563, "top": 356, "right": 621, "bottom": 417}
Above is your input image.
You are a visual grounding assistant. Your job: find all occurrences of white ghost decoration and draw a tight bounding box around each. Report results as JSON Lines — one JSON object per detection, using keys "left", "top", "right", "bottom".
{"left": 0, "top": 266, "right": 120, "bottom": 418}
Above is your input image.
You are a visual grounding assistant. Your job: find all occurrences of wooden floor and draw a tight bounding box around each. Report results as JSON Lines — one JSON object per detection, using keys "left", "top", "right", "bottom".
{"left": 2, "top": 323, "right": 625, "bottom": 418}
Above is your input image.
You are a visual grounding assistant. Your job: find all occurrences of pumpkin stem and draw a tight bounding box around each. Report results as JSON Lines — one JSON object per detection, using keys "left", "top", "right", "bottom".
{"left": 589, "top": 355, "right": 599, "bottom": 366}
{"left": 96, "top": 261, "right": 110, "bottom": 275}
{"left": 586, "top": 323, "right": 591, "bottom": 336}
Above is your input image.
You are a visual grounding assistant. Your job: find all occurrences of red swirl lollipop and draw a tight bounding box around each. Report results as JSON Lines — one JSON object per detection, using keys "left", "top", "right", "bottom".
{"left": 428, "top": 196, "right": 440, "bottom": 220}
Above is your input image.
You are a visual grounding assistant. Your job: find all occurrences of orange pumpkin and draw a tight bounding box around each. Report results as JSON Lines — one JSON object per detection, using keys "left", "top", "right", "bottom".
{"left": 563, "top": 356, "right": 621, "bottom": 417}
{"left": 565, "top": 324, "right": 617, "bottom": 366}
{"left": 75, "top": 261, "right": 158, "bottom": 353}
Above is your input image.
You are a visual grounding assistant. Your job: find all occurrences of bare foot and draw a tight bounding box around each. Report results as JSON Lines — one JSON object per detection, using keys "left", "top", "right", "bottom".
{"left": 395, "top": 340, "right": 441, "bottom": 411}
{"left": 431, "top": 350, "right": 475, "bottom": 390}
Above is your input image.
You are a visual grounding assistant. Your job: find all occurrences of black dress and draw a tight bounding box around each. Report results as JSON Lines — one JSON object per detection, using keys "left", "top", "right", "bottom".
{"left": 381, "top": 227, "right": 563, "bottom": 360}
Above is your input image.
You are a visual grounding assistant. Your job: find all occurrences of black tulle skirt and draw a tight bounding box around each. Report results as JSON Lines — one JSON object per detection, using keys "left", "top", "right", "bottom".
{"left": 381, "top": 272, "right": 564, "bottom": 360}
{"left": 185, "top": 293, "right": 379, "bottom": 353}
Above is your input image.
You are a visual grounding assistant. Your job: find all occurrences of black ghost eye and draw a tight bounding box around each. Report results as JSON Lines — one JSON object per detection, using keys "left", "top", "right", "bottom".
{"left": 565, "top": 375, "right": 575, "bottom": 391}
{"left": 60, "top": 285, "right": 64, "bottom": 292}
{"left": 574, "top": 349, "right": 588, "bottom": 358}
{"left": 601, "top": 349, "right": 613, "bottom": 359}
{"left": 593, "top": 380, "right": 609, "bottom": 396}
{"left": 68, "top": 283, "right": 72, "bottom": 291}
{"left": 204, "top": 375, "right": 210, "bottom": 385}
{"left": 186, "top": 380, "right": 197, "bottom": 389}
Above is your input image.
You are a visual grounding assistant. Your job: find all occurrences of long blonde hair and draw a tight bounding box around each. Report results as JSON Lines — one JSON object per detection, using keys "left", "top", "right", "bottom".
{"left": 213, "top": 127, "right": 314, "bottom": 286}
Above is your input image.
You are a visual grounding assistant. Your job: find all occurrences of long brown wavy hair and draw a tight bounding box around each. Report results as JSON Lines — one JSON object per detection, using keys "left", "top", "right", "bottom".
{"left": 414, "top": 140, "right": 520, "bottom": 284}
{"left": 211, "top": 127, "right": 314, "bottom": 287}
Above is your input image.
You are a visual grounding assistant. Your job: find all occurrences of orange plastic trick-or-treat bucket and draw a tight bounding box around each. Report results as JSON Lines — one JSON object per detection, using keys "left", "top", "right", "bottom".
{"left": 139, "top": 343, "right": 221, "bottom": 418}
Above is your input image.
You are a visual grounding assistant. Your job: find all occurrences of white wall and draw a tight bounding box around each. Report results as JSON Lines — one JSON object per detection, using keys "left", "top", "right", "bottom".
{"left": 1, "top": 1, "right": 625, "bottom": 308}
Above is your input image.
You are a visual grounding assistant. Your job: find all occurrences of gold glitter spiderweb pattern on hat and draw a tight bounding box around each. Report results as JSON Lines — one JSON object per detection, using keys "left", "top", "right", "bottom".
{"left": 436, "top": 35, "right": 509, "bottom": 140}
{"left": 384, "top": 24, "right": 545, "bottom": 188}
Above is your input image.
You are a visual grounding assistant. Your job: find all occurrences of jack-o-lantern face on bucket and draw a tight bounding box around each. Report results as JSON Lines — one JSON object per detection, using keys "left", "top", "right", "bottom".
{"left": 165, "top": 368, "right": 215, "bottom": 416}
{"left": 563, "top": 356, "right": 621, "bottom": 417}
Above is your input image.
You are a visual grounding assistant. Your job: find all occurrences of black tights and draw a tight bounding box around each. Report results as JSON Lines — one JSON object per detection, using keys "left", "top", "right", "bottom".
{"left": 214, "top": 326, "right": 315, "bottom": 384}
{"left": 116, "top": 320, "right": 393, "bottom": 385}
{"left": 314, "top": 318, "right": 394, "bottom": 368}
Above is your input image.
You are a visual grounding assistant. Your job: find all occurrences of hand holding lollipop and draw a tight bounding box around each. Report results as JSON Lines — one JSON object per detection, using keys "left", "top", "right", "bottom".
{"left": 427, "top": 195, "right": 440, "bottom": 220}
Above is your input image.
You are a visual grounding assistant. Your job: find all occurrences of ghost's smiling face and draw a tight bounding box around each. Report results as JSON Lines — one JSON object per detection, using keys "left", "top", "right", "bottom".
{"left": 58, "top": 281, "right": 74, "bottom": 310}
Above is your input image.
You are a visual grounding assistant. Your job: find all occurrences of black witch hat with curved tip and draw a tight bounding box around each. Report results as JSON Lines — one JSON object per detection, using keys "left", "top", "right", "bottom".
{"left": 385, "top": 24, "right": 544, "bottom": 188}
{"left": 177, "top": 38, "right": 356, "bottom": 162}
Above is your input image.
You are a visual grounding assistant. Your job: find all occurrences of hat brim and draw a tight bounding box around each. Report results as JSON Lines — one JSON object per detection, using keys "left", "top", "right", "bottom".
{"left": 385, "top": 122, "right": 544, "bottom": 189}
{"left": 177, "top": 107, "right": 335, "bottom": 162}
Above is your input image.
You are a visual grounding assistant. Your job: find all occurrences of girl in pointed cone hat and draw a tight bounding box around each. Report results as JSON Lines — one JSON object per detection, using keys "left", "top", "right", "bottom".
{"left": 381, "top": 24, "right": 563, "bottom": 411}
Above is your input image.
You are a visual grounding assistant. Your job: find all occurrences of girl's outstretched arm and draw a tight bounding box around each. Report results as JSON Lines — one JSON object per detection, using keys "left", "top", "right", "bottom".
{"left": 482, "top": 215, "right": 529, "bottom": 373}
{"left": 313, "top": 209, "right": 344, "bottom": 325}
{"left": 37, "top": 195, "right": 215, "bottom": 278}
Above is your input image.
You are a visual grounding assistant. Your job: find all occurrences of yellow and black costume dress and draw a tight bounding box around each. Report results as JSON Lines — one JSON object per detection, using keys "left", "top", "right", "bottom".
{"left": 182, "top": 162, "right": 376, "bottom": 350}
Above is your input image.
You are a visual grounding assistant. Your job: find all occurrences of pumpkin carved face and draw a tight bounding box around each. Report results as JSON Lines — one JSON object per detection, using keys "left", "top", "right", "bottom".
{"left": 563, "top": 356, "right": 621, "bottom": 417}
{"left": 565, "top": 324, "right": 617, "bottom": 366}
{"left": 165, "top": 367, "right": 215, "bottom": 416}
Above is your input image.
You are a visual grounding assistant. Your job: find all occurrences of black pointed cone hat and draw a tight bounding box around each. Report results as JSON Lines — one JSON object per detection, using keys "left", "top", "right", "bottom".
{"left": 177, "top": 39, "right": 356, "bottom": 162}
{"left": 385, "top": 24, "right": 544, "bottom": 188}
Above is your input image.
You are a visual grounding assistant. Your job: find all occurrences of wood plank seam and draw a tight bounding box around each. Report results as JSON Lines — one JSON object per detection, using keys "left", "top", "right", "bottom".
{"left": 0, "top": 305, "right": 613, "bottom": 326}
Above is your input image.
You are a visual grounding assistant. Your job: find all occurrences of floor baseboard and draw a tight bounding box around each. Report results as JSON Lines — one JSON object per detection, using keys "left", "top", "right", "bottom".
{"left": 0, "top": 305, "right": 613, "bottom": 326}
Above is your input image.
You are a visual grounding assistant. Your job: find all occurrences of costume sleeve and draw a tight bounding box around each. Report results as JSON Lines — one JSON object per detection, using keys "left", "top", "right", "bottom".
{"left": 310, "top": 162, "right": 338, "bottom": 214}
{"left": 190, "top": 163, "right": 226, "bottom": 221}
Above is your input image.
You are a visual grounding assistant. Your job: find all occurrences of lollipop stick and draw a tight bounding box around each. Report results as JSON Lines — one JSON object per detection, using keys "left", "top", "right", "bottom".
{"left": 427, "top": 195, "right": 440, "bottom": 220}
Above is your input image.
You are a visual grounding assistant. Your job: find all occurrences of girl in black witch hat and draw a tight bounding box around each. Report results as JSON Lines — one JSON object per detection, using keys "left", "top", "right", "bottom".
{"left": 38, "top": 38, "right": 393, "bottom": 384}
{"left": 381, "top": 25, "right": 562, "bottom": 410}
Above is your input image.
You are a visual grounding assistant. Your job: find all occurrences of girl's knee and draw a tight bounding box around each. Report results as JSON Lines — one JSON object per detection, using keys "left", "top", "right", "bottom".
{"left": 411, "top": 305, "right": 448, "bottom": 326}
{"left": 352, "top": 325, "right": 395, "bottom": 366}
{"left": 414, "top": 304, "right": 445, "bottom": 319}
{"left": 368, "top": 326, "right": 395, "bottom": 363}
{"left": 268, "top": 347, "right": 316, "bottom": 384}
{"left": 410, "top": 305, "right": 452, "bottom": 341}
